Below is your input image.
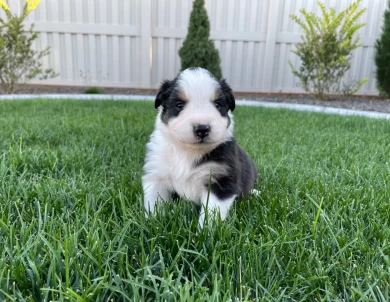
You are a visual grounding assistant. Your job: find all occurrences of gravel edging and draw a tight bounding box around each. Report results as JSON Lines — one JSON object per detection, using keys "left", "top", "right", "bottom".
{"left": 238, "top": 100, "right": 390, "bottom": 120}
{"left": 6, "top": 84, "right": 390, "bottom": 113}
{"left": 2, "top": 93, "right": 390, "bottom": 120}
{"left": 0, "top": 94, "right": 155, "bottom": 101}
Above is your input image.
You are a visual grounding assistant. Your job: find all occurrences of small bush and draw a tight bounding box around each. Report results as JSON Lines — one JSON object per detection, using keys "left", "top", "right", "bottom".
{"left": 0, "top": 0, "right": 57, "bottom": 94}
{"left": 179, "top": 0, "right": 222, "bottom": 79}
{"left": 375, "top": 0, "right": 390, "bottom": 97}
{"left": 84, "top": 87, "right": 105, "bottom": 94}
{"left": 289, "top": 1, "right": 368, "bottom": 99}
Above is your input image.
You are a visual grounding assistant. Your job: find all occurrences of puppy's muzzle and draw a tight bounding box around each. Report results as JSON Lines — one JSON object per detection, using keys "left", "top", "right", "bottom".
{"left": 194, "top": 124, "right": 210, "bottom": 139}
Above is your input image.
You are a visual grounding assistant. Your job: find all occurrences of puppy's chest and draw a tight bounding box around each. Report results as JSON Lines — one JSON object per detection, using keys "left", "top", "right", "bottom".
{"left": 163, "top": 154, "right": 207, "bottom": 202}
{"left": 148, "top": 135, "right": 229, "bottom": 201}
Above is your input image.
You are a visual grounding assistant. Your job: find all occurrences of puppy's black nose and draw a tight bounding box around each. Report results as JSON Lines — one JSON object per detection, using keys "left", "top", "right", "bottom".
{"left": 194, "top": 124, "right": 210, "bottom": 138}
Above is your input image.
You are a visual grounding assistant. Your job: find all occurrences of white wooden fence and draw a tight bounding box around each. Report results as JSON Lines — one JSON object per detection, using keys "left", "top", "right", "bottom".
{"left": 3, "top": 0, "right": 388, "bottom": 94}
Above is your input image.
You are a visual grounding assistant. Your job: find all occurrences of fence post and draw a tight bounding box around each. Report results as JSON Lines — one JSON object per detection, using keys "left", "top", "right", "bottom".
{"left": 140, "top": 0, "right": 152, "bottom": 88}
{"left": 262, "top": 0, "right": 280, "bottom": 92}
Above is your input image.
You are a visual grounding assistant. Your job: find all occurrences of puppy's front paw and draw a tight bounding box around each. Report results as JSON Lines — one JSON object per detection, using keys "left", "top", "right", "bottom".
{"left": 198, "top": 211, "right": 217, "bottom": 229}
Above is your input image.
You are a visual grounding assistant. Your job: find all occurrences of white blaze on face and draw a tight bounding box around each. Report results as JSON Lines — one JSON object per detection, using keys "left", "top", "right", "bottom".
{"left": 167, "top": 69, "right": 233, "bottom": 147}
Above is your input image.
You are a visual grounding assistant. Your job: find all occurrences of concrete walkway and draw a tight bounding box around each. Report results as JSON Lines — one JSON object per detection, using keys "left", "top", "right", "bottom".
{"left": 1, "top": 94, "right": 390, "bottom": 120}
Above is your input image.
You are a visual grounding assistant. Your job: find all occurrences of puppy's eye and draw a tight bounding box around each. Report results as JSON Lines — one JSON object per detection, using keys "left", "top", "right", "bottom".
{"left": 214, "top": 101, "right": 222, "bottom": 110}
{"left": 175, "top": 101, "right": 186, "bottom": 110}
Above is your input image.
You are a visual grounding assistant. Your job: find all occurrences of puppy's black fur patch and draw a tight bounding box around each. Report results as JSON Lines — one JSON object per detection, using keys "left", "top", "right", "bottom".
{"left": 154, "top": 79, "right": 176, "bottom": 109}
{"left": 197, "top": 139, "right": 257, "bottom": 200}
{"left": 219, "top": 79, "right": 235, "bottom": 112}
{"left": 155, "top": 79, "right": 188, "bottom": 125}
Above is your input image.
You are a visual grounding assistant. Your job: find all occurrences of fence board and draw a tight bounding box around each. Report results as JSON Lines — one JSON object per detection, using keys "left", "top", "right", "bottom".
{"left": 141, "top": 0, "right": 152, "bottom": 88}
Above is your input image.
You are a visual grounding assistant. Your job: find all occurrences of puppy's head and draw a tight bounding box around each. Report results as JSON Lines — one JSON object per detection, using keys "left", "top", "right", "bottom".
{"left": 155, "top": 68, "right": 235, "bottom": 149}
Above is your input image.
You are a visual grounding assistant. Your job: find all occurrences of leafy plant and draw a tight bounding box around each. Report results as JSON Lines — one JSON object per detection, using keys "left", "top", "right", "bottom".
{"left": 179, "top": 0, "right": 222, "bottom": 79}
{"left": 85, "top": 87, "right": 105, "bottom": 94}
{"left": 342, "top": 78, "right": 369, "bottom": 97}
{"left": 289, "top": 1, "right": 368, "bottom": 99}
{"left": 375, "top": 0, "right": 390, "bottom": 97}
{"left": 80, "top": 70, "right": 107, "bottom": 94}
{"left": 0, "top": 0, "right": 57, "bottom": 94}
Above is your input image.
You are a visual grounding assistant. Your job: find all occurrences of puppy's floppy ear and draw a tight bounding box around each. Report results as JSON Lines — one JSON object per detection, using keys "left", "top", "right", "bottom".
{"left": 219, "top": 79, "right": 235, "bottom": 112}
{"left": 155, "top": 80, "right": 174, "bottom": 109}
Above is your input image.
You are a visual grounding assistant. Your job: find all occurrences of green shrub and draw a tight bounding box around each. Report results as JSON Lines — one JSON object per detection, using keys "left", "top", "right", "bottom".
{"left": 0, "top": 0, "right": 57, "bottom": 94}
{"left": 375, "top": 0, "right": 390, "bottom": 97}
{"left": 289, "top": 1, "right": 368, "bottom": 99}
{"left": 84, "top": 87, "right": 105, "bottom": 94}
{"left": 179, "top": 0, "right": 222, "bottom": 79}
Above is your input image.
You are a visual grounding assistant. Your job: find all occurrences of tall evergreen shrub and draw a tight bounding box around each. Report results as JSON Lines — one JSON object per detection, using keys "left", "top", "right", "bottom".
{"left": 375, "top": 0, "right": 390, "bottom": 97}
{"left": 179, "top": 0, "right": 222, "bottom": 79}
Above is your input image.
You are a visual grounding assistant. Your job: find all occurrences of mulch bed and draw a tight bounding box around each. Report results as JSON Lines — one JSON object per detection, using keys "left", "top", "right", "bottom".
{"left": 8, "top": 84, "right": 390, "bottom": 114}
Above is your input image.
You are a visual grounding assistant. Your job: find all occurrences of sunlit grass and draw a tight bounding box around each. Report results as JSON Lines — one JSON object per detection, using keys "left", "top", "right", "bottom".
{"left": 1, "top": 99, "right": 390, "bottom": 301}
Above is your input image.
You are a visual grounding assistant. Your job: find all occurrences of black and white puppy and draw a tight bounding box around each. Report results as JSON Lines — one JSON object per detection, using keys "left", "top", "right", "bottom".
{"left": 142, "top": 67, "right": 257, "bottom": 227}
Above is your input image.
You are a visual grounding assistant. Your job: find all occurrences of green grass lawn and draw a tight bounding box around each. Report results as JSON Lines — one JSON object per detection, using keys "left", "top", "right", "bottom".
{"left": 1, "top": 99, "right": 390, "bottom": 301}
